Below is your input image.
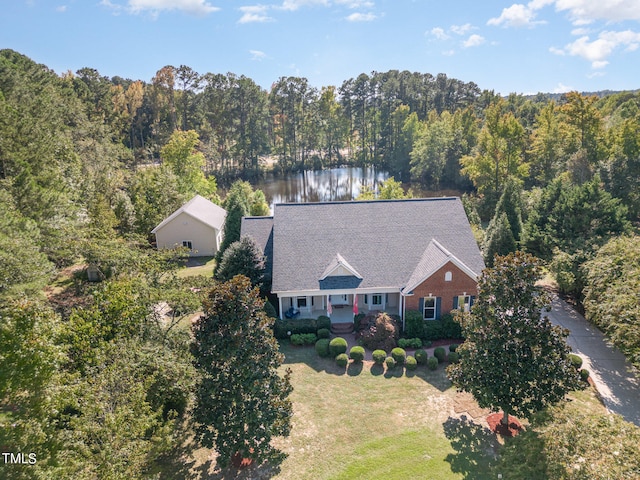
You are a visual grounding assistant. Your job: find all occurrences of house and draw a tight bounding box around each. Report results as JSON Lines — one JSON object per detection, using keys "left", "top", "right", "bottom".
{"left": 241, "top": 197, "right": 484, "bottom": 329}
{"left": 151, "top": 195, "right": 226, "bottom": 257}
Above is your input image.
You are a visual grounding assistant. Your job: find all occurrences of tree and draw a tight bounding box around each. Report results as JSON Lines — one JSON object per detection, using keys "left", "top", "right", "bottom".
{"left": 483, "top": 212, "right": 516, "bottom": 267}
{"left": 447, "top": 252, "right": 584, "bottom": 426}
{"left": 356, "top": 176, "right": 408, "bottom": 200}
{"left": 214, "top": 236, "right": 266, "bottom": 289}
{"left": 216, "top": 180, "right": 255, "bottom": 262}
{"left": 191, "top": 275, "right": 293, "bottom": 467}
{"left": 582, "top": 235, "right": 640, "bottom": 369}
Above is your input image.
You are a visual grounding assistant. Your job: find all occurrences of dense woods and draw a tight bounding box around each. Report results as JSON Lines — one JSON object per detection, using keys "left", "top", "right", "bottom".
{"left": 1, "top": 47, "right": 640, "bottom": 477}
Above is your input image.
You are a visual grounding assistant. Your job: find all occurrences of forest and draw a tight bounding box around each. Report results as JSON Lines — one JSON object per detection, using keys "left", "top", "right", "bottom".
{"left": 1, "top": 47, "right": 639, "bottom": 478}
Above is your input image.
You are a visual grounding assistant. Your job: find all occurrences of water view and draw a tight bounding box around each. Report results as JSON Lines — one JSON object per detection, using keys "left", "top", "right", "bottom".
{"left": 252, "top": 166, "right": 462, "bottom": 210}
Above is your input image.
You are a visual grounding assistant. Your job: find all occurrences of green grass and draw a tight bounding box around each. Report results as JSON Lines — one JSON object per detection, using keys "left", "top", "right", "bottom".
{"left": 268, "top": 343, "right": 497, "bottom": 480}
{"left": 176, "top": 256, "right": 216, "bottom": 278}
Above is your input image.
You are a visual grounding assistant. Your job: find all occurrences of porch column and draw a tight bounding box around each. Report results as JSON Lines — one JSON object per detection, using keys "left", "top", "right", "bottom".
{"left": 278, "top": 296, "right": 283, "bottom": 319}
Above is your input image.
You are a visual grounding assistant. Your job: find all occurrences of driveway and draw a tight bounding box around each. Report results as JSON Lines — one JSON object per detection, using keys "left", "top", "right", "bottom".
{"left": 547, "top": 294, "right": 640, "bottom": 426}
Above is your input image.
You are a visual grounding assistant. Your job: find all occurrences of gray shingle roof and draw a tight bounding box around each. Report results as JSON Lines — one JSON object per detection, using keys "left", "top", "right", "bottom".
{"left": 266, "top": 197, "right": 484, "bottom": 293}
{"left": 151, "top": 195, "right": 226, "bottom": 233}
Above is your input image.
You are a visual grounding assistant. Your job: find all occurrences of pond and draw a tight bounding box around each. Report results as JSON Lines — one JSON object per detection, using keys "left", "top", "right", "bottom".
{"left": 252, "top": 166, "right": 462, "bottom": 211}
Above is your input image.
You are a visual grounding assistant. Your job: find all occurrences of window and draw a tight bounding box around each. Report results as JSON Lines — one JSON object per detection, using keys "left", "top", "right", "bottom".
{"left": 182, "top": 241, "right": 193, "bottom": 250}
{"left": 445, "top": 271, "right": 452, "bottom": 282}
{"left": 457, "top": 295, "right": 471, "bottom": 312}
{"left": 371, "top": 294, "right": 383, "bottom": 306}
{"left": 423, "top": 297, "right": 437, "bottom": 320}
{"left": 297, "top": 297, "right": 307, "bottom": 308}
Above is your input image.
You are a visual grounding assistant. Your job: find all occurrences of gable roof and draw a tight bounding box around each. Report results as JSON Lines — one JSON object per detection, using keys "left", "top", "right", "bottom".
{"left": 268, "top": 197, "right": 484, "bottom": 294}
{"left": 402, "top": 239, "right": 480, "bottom": 294}
{"left": 319, "top": 253, "right": 363, "bottom": 280}
{"left": 151, "top": 195, "right": 226, "bottom": 233}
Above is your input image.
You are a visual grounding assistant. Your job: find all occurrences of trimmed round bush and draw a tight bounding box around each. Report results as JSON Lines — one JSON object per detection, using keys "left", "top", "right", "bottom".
{"left": 372, "top": 349, "right": 387, "bottom": 365}
{"left": 349, "top": 346, "right": 365, "bottom": 363}
{"left": 398, "top": 338, "right": 422, "bottom": 349}
{"left": 449, "top": 343, "right": 460, "bottom": 352}
{"left": 427, "top": 357, "right": 439, "bottom": 370}
{"left": 385, "top": 356, "right": 396, "bottom": 369}
{"left": 391, "top": 347, "right": 407, "bottom": 365}
{"left": 580, "top": 368, "right": 590, "bottom": 382}
{"left": 329, "top": 337, "right": 348, "bottom": 357}
{"left": 414, "top": 349, "right": 428, "bottom": 365}
{"left": 568, "top": 353, "right": 583, "bottom": 369}
{"left": 317, "top": 315, "right": 331, "bottom": 330}
{"left": 448, "top": 351, "right": 460, "bottom": 364}
{"left": 317, "top": 328, "right": 331, "bottom": 339}
{"left": 315, "top": 338, "right": 330, "bottom": 357}
{"left": 433, "top": 347, "right": 447, "bottom": 363}
{"left": 335, "top": 353, "right": 349, "bottom": 368}
{"left": 405, "top": 356, "right": 417, "bottom": 371}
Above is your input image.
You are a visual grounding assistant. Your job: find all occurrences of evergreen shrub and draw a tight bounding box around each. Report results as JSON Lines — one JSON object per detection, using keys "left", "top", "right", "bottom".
{"left": 398, "top": 338, "right": 422, "bottom": 349}
{"left": 427, "top": 357, "right": 439, "bottom": 370}
{"left": 414, "top": 349, "right": 428, "bottom": 365}
{"left": 349, "top": 346, "right": 365, "bottom": 363}
{"left": 372, "top": 350, "right": 387, "bottom": 365}
{"left": 329, "top": 337, "right": 348, "bottom": 357}
{"left": 568, "top": 353, "right": 583, "bottom": 369}
{"left": 433, "top": 347, "right": 446, "bottom": 363}
{"left": 405, "top": 356, "right": 417, "bottom": 371}
{"left": 335, "top": 353, "right": 349, "bottom": 368}
{"left": 315, "top": 339, "right": 330, "bottom": 357}
{"left": 448, "top": 351, "right": 460, "bottom": 364}
{"left": 290, "top": 333, "right": 317, "bottom": 346}
{"left": 317, "top": 328, "right": 330, "bottom": 339}
{"left": 385, "top": 356, "right": 396, "bottom": 370}
{"left": 391, "top": 347, "right": 406, "bottom": 365}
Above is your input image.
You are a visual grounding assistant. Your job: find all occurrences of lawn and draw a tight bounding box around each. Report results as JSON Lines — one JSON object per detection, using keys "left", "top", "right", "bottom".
{"left": 267, "top": 343, "right": 498, "bottom": 480}
{"left": 177, "top": 256, "right": 216, "bottom": 278}
{"left": 184, "top": 342, "right": 607, "bottom": 479}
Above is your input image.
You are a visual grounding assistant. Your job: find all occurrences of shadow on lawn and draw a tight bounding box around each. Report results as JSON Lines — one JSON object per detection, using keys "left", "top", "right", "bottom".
{"left": 443, "top": 416, "right": 499, "bottom": 479}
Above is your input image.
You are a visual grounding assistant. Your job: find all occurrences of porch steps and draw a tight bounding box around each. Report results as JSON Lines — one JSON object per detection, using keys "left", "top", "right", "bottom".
{"left": 331, "top": 322, "right": 354, "bottom": 335}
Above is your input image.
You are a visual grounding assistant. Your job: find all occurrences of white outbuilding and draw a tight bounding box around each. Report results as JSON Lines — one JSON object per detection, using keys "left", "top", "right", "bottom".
{"left": 151, "top": 195, "right": 226, "bottom": 257}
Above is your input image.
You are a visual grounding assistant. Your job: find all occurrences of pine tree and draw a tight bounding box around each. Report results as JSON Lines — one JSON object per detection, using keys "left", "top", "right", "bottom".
{"left": 484, "top": 212, "right": 516, "bottom": 267}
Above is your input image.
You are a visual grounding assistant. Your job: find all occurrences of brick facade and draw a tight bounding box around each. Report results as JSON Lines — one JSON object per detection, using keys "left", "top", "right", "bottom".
{"left": 404, "top": 261, "right": 479, "bottom": 316}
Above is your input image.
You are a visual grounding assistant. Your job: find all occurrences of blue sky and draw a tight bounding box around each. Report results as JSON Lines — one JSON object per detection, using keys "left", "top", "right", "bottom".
{"left": 2, "top": 0, "right": 640, "bottom": 94}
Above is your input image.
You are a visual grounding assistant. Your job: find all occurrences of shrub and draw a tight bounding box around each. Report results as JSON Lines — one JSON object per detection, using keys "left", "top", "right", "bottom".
{"left": 398, "top": 338, "right": 422, "bottom": 349}
{"left": 316, "top": 315, "right": 331, "bottom": 330}
{"left": 405, "top": 356, "right": 417, "bottom": 371}
{"left": 329, "top": 337, "right": 348, "bottom": 357}
{"left": 385, "top": 356, "right": 396, "bottom": 370}
{"left": 263, "top": 300, "right": 277, "bottom": 318}
{"left": 349, "top": 346, "right": 365, "bottom": 363}
{"left": 433, "top": 347, "right": 446, "bottom": 363}
{"left": 354, "top": 312, "right": 366, "bottom": 330}
{"left": 315, "top": 339, "right": 330, "bottom": 357}
{"left": 273, "top": 318, "right": 317, "bottom": 339}
{"left": 317, "top": 328, "right": 330, "bottom": 339}
{"left": 391, "top": 347, "right": 406, "bottom": 365}
{"left": 414, "top": 349, "right": 428, "bottom": 365}
{"left": 372, "top": 350, "right": 387, "bottom": 365}
{"left": 405, "top": 310, "right": 425, "bottom": 338}
{"left": 441, "top": 313, "right": 463, "bottom": 339}
{"left": 357, "top": 312, "right": 399, "bottom": 351}
{"left": 423, "top": 321, "right": 444, "bottom": 341}
{"left": 580, "top": 369, "right": 590, "bottom": 382}
{"left": 290, "top": 333, "right": 317, "bottom": 346}
{"left": 422, "top": 340, "right": 432, "bottom": 348}
{"left": 335, "top": 353, "right": 349, "bottom": 368}
{"left": 449, "top": 343, "right": 460, "bottom": 352}
{"left": 427, "top": 357, "right": 439, "bottom": 370}
{"left": 568, "top": 353, "right": 583, "bottom": 369}
{"left": 448, "top": 351, "right": 460, "bottom": 364}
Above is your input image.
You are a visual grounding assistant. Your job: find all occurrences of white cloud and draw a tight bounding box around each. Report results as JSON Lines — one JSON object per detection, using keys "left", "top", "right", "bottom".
{"left": 451, "top": 23, "right": 474, "bottom": 35}
{"left": 430, "top": 27, "right": 450, "bottom": 40}
{"left": 281, "top": 0, "right": 328, "bottom": 11}
{"left": 335, "top": 0, "right": 374, "bottom": 7}
{"left": 249, "top": 49, "right": 267, "bottom": 60}
{"left": 238, "top": 5, "right": 274, "bottom": 23}
{"left": 56, "top": 5, "right": 67, "bottom": 12}
{"left": 442, "top": 49, "right": 456, "bottom": 56}
{"left": 554, "top": 0, "right": 640, "bottom": 24}
{"left": 553, "top": 82, "right": 574, "bottom": 93}
{"left": 552, "top": 30, "right": 640, "bottom": 68}
{"left": 463, "top": 34, "right": 485, "bottom": 48}
{"left": 346, "top": 12, "right": 376, "bottom": 22}
{"left": 103, "top": 0, "right": 219, "bottom": 16}
{"left": 487, "top": 3, "right": 545, "bottom": 28}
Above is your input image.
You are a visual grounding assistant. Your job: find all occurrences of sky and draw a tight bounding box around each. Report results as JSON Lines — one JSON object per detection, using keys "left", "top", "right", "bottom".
{"left": 2, "top": 0, "right": 640, "bottom": 95}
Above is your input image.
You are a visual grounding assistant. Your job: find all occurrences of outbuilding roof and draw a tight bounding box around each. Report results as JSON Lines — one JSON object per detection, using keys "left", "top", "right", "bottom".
{"left": 265, "top": 197, "right": 484, "bottom": 294}
{"left": 151, "top": 195, "right": 226, "bottom": 233}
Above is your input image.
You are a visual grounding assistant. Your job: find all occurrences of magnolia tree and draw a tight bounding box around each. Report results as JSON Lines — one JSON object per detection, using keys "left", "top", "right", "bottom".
{"left": 447, "top": 251, "right": 584, "bottom": 425}
{"left": 191, "top": 275, "right": 293, "bottom": 468}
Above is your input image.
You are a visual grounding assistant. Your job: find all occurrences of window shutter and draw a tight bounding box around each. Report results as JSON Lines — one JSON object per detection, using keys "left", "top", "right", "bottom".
{"left": 470, "top": 296, "right": 476, "bottom": 307}
{"left": 436, "top": 297, "right": 441, "bottom": 319}
{"left": 364, "top": 294, "right": 368, "bottom": 304}
{"left": 453, "top": 296, "right": 458, "bottom": 309}
{"left": 418, "top": 297, "right": 424, "bottom": 316}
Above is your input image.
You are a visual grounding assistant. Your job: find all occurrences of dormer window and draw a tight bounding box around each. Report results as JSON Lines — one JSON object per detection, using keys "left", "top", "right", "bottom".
{"left": 445, "top": 271, "right": 452, "bottom": 282}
